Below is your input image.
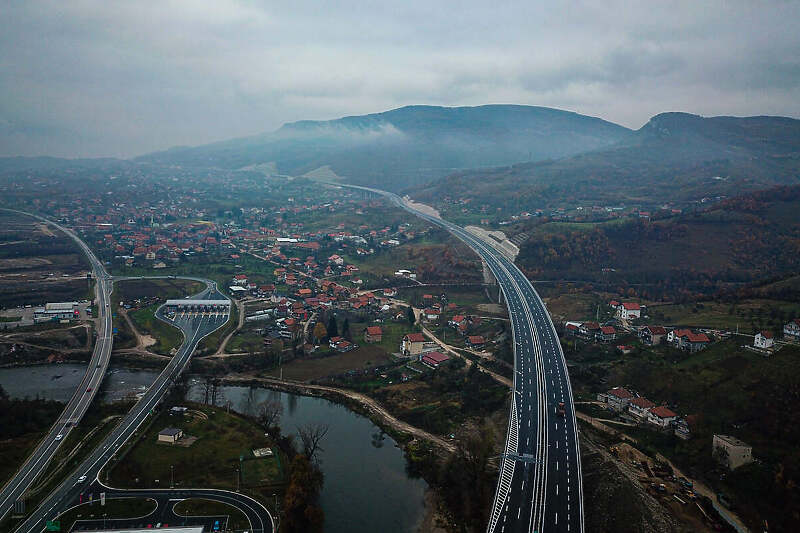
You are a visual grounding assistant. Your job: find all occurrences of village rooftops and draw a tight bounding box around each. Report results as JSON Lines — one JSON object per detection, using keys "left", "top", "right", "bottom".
{"left": 404, "top": 333, "right": 426, "bottom": 342}
{"left": 649, "top": 406, "right": 678, "bottom": 419}
{"left": 608, "top": 387, "right": 633, "bottom": 399}
{"left": 629, "top": 397, "right": 655, "bottom": 409}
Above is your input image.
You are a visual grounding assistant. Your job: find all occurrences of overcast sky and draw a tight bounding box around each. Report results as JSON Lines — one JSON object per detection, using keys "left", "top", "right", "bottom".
{"left": 1, "top": 0, "right": 799, "bottom": 158}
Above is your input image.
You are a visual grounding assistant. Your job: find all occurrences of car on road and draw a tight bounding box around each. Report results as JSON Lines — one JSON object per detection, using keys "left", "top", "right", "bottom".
{"left": 86, "top": 387, "right": 92, "bottom": 392}
{"left": 55, "top": 434, "right": 63, "bottom": 441}
{"left": 77, "top": 475, "right": 86, "bottom": 482}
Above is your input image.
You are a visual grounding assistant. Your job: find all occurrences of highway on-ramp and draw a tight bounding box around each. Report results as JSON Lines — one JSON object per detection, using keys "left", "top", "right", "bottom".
{"left": 12, "top": 281, "right": 274, "bottom": 533}
{"left": 323, "top": 183, "right": 584, "bottom": 533}
{"left": 0, "top": 210, "right": 115, "bottom": 524}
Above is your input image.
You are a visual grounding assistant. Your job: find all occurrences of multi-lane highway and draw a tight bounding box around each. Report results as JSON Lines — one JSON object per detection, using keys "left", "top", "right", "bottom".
{"left": 324, "top": 183, "right": 584, "bottom": 533}
{"left": 0, "top": 210, "right": 115, "bottom": 523}
{"left": 13, "top": 281, "right": 274, "bottom": 533}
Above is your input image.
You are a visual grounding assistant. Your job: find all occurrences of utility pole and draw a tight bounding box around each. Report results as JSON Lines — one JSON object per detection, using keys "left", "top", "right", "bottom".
{"left": 170, "top": 465, "right": 174, "bottom": 488}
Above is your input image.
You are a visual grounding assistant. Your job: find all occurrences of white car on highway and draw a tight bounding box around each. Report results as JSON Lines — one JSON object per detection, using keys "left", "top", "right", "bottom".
{"left": 55, "top": 434, "right": 63, "bottom": 441}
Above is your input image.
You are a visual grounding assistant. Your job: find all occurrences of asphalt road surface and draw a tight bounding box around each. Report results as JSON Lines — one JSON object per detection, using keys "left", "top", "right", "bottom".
{"left": 12, "top": 282, "right": 274, "bottom": 533}
{"left": 0, "top": 210, "right": 115, "bottom": 523}
{"left": 325, "top": 183, "right": 585, "bottom": 533}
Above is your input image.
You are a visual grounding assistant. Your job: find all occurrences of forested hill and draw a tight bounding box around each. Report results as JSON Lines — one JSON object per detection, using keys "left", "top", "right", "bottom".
{"left": 514, "top": 184, "right": 800, "bottom": 302}
{"left": 135, "top": 104, "right": 632, "bottom": 190}
{"left": 412, "top": 113, "right": 800, "bottom": 210}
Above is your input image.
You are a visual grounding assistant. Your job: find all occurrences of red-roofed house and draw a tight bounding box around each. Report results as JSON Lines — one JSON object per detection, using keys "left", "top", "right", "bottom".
{"left": 421, "top": 351, "right": 450, "bottom": 368}
{"left": 640, "top": 325, "right": 667, "bottom": 346}
{"left": 754, "top": 331, "right": 774, "bottom": 350}
{"left": 364, "top": 326, "right": 383, "bottom": 343}
{"left": 597, "top": 326, "right": 616, "bottom": 342}
{"left": 648, "top": 406, "right": 678, "bottom": 428}
{"left": 616, "top": 302, "right": 641, "bottom": 320}
{"left": 466, "top": 335, "right": 485, "bottom": 349}
{"left": 605, "top": 387, "right": 633, "bottom": 411}
{"left": 402, "top": 333, "right": 427, "bottom": 356}
{"left": 628, "top": 397, "right": 656, "bottom": 420}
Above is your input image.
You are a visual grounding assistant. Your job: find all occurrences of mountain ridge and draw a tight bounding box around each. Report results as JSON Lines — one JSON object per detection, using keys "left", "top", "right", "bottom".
{"left": 134, "top": 104, "right": 634, "bottom": 190}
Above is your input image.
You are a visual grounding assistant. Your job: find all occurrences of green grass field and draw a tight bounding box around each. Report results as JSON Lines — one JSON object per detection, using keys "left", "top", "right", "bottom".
{"left": 265, "top": 344, "right": 393, "bottom": 382}
{"left": 108, "top": 403, "right": 283, "bottom": 491}
{"left": 128, "top": 303, "right": 184, "bottom": 355}
{"left": 649, "top": 298, "right": 800, "bottom": 332}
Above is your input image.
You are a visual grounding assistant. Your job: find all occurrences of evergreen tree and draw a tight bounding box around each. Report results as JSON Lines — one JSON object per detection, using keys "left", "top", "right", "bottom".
{"left": 407, "top": 306, "right": 415, "bottom": 325}
{"left": 327, "top": 315, "right": 338, "bottom": 338}
{"left": 342, "top": 318, "right": 351, "bottom": 340}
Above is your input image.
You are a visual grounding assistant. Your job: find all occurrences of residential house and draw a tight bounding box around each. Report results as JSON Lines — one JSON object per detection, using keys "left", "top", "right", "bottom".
{"left": 232, "top": 274, "right": 248, "bottom": 286}
{"left": 424, "top": 308, "right": 441, "bottom": 321}
{"left": 328, "top": 254, "right": 344, "bottom": 266}
{"left": 401, "top": 333, "right": 427, "bottom": 356}
{"left": 329, "top": 336, "right": 345, "bottom": 350}
{"left": 627, "top": 397, "right": 655, "bottom": 420}
{"left": 647, "top": 406, "right": 678, "bottom": 428}
{"left": 713, "top": 435, "right": 753, "bottom": 470}
{"left": 616, "top": 302, "right": 642, "bottom": 320}
{"left": 466, "top": 335, "right": 485, "bottom": 349}
{"left": 364, "top": 326, "right": 383, "bottom": 343}
{"left": 639, "top": 325, "right": 667, "bottom": 346}
{"left": 754, "top": 331, "right": 774, "bottom": 350}
{"left": 334, "top": 340, "right": 356, "bottom": 352}
{"left": 421, "top": 351, "right": 450, "bottom": 368}
{"left": 674, "top": 417, "right": 693, "bottom": 440}
{"left": 671, "top": 329, "right": 711, "bottom": 352}
{"left": 784, "top": 319, "right": 800, "bottom": 340}
{"left": 605, "top": 387, "right": 633, "bottom": 411}
{"left": 597, "top": 326, "right": 616, "bottom": 342}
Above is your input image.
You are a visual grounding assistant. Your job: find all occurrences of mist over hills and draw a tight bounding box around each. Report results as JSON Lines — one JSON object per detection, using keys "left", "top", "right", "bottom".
{"left": 413, "top": 112, "right": 800, "bottom": 209}
{"left": 135, "top": 105, "right": 633, "bottom": 189}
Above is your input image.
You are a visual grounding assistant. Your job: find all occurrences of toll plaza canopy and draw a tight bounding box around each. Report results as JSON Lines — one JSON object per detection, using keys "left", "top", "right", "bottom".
{"left": 165, "top": 299, "right": 230, "bottom": 311}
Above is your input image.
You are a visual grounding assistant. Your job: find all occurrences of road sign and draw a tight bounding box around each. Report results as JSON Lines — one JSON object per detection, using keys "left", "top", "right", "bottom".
{"left": 101, "top": 492, "right": 106, "bottom": 506}
{"left": 45, "top": 520, "right": 60, "bottom": 531}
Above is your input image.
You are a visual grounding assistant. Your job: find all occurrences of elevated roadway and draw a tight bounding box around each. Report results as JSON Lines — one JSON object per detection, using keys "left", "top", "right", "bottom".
{"left": 13, "top": 280, "right": 274, "bottom": 533}
{"left": 0, "top": 210, "right": 115, "bottom": 523}
{"left": 323, "top": 183, "right": 584, "bottom": 533}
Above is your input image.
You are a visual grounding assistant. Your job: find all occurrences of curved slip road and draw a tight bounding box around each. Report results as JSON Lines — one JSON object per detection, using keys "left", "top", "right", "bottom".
{"left": 13, "top": 280, "right": 274, "bottom": 533}
{"left": 321, "top": 183, "right": 584, "bottom": 533}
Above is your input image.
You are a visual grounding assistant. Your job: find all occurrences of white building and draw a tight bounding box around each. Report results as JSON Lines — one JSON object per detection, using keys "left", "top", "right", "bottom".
{"left": 783, "top": 319, "right": 800, "bottom": 340}
{"left": 615, "top": 302, "right": 641, "bottom": 320}
{"left": 713, "top": 434, "right": 753, "bottom": 470}
{"left": 33, "top": 302, "right": 79, "bottom": 323}
{"left": 628, "top": 397, "right": 656, "bottom": 420}
{"left": 754, "top": 331, "right": 775, "bottom": 350}
{"left": 647, "top": 406, "right": 678, "bottom": 428}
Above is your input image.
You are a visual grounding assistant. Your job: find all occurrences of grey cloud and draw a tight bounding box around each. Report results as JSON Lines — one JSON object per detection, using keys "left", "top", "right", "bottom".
{"left": 0, "top": 0, "right": 798, "bottom": 158}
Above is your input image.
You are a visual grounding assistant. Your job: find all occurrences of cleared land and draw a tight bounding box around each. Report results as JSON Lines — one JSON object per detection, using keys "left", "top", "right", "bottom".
{"left": 108, "top": 403, "right": 283, "bottom": 493}
{"left": 264, "top": 344, "right": 393, "bottom": 382}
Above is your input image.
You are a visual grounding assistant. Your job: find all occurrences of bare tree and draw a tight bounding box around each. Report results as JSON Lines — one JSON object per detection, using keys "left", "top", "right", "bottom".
{"left": 297, "top": 423, "right": 329, "bottom": 462}
{"left": 257, "top": 398, "right": 283, "bottom": 430}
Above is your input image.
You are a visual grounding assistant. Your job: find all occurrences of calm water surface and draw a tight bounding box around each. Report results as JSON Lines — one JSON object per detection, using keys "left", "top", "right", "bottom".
{"left": 0, "top": 365, "right": 428, "bottom": 532}
{"left": 186, "top": 382, "right": 428, "bottom": 533}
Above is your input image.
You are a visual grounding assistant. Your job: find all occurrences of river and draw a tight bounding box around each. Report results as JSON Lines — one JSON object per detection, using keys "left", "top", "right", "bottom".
{"left": 0, "top": 365, "right": 428, "bottom": 532}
